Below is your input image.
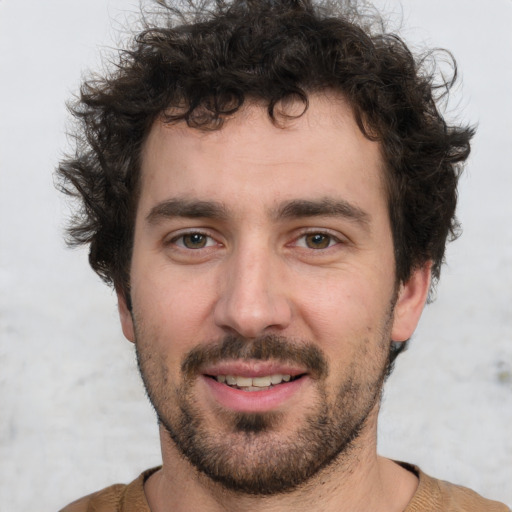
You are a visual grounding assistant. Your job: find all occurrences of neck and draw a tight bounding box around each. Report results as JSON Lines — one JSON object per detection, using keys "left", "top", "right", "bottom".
{"left": 145, "top": 409, "right": 418, "bottom": 512}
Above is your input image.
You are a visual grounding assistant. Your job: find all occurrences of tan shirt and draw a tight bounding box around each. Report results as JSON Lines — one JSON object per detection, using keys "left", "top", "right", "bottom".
{"left": 60, "top": 464, "right": 510, "bottom": 512}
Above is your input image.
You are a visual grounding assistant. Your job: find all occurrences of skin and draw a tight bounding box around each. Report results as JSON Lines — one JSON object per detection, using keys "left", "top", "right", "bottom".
{"left": 118, "top": 92, "right": 431, "bottom": 512}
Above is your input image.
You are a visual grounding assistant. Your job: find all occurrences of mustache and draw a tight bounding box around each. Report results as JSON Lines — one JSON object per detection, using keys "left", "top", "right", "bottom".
{"left": 181, "top": 334, "right": 328, "bottom": 380}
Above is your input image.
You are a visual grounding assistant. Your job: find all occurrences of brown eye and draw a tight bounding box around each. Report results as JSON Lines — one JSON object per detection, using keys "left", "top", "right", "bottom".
{"left": 304, "top": 233, "right": 333, "bottom": 249}
{"left": 181, "top": 233, "right": 208, "bottom": 249}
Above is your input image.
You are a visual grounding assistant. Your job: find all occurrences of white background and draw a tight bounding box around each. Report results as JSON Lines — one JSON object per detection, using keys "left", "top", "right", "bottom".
{"left": 0, "top": 1, "right": 511, "bottom": 510}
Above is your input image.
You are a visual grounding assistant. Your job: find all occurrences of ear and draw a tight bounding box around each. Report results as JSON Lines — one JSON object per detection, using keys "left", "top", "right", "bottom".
{"left": 391, "top": 262, "right": 432, "bottom": 342}
{"left": 116, "top": 289, "right": 135, "bottom": 343}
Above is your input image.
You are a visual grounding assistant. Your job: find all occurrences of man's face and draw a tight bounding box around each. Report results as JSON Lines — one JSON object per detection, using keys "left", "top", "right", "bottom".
{"left": 119, "top": 93, "right": 428, "bottom": 494}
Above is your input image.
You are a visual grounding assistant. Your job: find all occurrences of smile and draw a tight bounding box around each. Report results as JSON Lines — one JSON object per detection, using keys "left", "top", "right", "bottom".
{"left": 201, "top": 369, "right": 308, "bottom": 412}
{"left": 213, "top": 374, "right": 295, "bottom": 391}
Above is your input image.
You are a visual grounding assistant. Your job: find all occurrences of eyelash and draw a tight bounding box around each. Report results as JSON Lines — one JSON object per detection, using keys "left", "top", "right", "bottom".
{"left": 166, "top": 229, "right": 343, "bottom": 252}
{"left": 292, "top": 230, "right": 343, "bottom": 250}
{"left": 168, "top": 231, "right": 218, "bottom": 250}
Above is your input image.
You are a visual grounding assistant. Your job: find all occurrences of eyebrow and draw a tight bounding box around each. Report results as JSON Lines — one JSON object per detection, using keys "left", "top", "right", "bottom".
{"left": 146, "top": 199, "right": 228, "bottom": 224}
{"left": 274, "top": 198, "right": 370, "bottom": 227}
{"left": 146, "top": 196, "right": 370, "bottom": 227}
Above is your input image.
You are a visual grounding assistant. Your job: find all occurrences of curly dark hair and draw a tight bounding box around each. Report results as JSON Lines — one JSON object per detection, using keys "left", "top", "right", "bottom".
{"left": 57, "top": 0, "right": 474, "bottom": 302}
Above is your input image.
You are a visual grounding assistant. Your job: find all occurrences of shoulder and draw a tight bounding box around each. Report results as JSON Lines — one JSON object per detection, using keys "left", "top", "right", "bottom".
{"left": 59, "top": 467, "right": 160, "bottom": 512}
{"left": 403, "top": 463, "right": 510, "bottom": 512}
{"left": 59, "top": 483, "right": 127, "bottom": 512}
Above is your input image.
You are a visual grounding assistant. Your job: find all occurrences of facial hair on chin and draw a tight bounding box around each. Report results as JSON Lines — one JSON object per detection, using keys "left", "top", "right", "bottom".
{"left": 135, "top": 330, "right": 393, "bottom": 496}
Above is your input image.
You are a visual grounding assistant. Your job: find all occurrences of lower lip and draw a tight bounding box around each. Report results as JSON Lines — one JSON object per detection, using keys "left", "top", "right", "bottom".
{"left": 201, "top": 375, "right": 307, "bottom": 413}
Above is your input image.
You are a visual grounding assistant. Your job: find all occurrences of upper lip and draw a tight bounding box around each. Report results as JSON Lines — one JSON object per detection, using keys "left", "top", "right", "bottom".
{"left": 201, "top": 360, "right": 308, "bottom": 378}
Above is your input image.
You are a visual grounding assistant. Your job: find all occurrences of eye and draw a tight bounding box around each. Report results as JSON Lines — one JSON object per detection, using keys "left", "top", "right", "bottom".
{"left": 173, "top": 232, "right": 216, "bottom": 249}
{"left": 296, "top": 232, "right": 340, "bottom": 250}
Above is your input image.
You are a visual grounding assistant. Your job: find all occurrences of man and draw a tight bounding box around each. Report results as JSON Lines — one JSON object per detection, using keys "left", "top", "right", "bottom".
{"left": 57, "top": 0, "right": 509, "bottom": 510}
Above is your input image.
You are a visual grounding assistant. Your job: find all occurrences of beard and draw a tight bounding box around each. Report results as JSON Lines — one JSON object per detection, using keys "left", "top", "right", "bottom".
{"left": 135, "top": 323, "right": 393, "bottom": 496}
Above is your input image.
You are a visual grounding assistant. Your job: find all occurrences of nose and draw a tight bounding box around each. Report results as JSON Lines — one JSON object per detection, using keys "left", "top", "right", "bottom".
{"left": 213, "top": 245, "right": 292, "bottom": 338}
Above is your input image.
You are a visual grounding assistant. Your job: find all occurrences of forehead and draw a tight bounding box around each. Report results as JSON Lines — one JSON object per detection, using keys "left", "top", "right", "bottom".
{"left": 138, "top": 92, "right": 385, "bottom": 218}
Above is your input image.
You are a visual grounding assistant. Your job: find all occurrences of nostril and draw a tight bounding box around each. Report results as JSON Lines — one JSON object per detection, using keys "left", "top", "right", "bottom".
{"left": 214, "top": 299, "right": 292, "bottom": 339}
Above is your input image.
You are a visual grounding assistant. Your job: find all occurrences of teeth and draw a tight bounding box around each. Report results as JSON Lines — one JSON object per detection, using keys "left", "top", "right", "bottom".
{"left": 252, "top": 376, "right": 272, "bottom": 387}
{"left": 235, "top": 376, "right": 252, "bottom": 387}
{"left": 215, "top": 373, "right": 293, "bottom": 388}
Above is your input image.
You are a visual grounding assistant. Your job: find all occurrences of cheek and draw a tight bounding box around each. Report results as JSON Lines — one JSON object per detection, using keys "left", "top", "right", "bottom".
{"left": 131, "top": 265, "right": 218, "bottom": 353}
{"left": 296, "top": 275, "right": 373, "bottom": 333}
{"left": 293, "top": 270, "right": 393, "bottom": 360}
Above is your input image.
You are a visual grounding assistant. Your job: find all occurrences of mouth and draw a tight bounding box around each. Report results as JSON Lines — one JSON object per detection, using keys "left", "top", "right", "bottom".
{"left": 200, "top": 363, "right": 309, "bottom": 413}
{"left": 207, "top": 373, "right": 303, "bottom": 391}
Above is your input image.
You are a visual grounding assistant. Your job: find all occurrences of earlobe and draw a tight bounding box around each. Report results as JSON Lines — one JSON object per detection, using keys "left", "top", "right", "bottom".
{"left": 117, "top": 289, "right": 135, "bottom": 343}
{"left": 391, "top": 262, "right": 432, "bottom": 342}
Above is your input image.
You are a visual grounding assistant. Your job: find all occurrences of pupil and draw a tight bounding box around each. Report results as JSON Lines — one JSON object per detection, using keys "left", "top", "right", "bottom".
{"left": 307, "top": 233, "right": 329, "bottom": 249}
{"left": 185, "top": 233, "right": 206, "bottom": 248}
